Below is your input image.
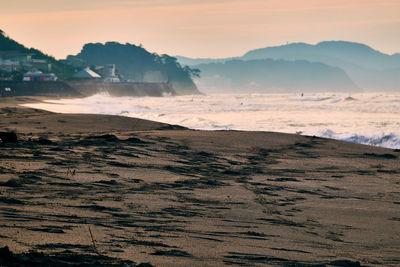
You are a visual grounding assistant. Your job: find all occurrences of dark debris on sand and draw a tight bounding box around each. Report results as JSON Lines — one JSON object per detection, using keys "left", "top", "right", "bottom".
{"left": 0, "top": 246, "right": 135, "bottom": 267}
{"left": 0, "top": 128, "right": 399, "bottom": 266}
{"left": 0, "top": 132, "right": 18, "bottom": 144}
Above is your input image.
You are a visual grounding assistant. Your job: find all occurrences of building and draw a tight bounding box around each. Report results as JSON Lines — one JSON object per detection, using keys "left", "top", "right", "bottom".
{"left": 0, "top": 59, "right": 20, "bottom": 72}
{"left": 30, "top": 59, "right": 52, "bottom": 72}
{"left": 0, "top": 52, "right": 53, "bottom": 73}
{"left": 104, "top": 77, "right": 120, "bottom": 83}
{"left": 97, "top": 64, "right": 120, "bottom": 83}
{"left": 0, "top": 51, "right": 31, "bottom": 65}
{"left": 104, "top": 64, "right": 116, "bottom": 77}
{"left": 23, "top": 70, "right": 58, "bottom": 81}
{"left": 72, "top": 67, "right": 101, "bottom": 79}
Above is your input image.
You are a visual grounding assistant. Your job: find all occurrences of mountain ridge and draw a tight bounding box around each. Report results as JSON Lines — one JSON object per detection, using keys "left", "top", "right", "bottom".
{"left": 178, "top": 41, "right": 400, "bottom": 92}
{"left": 195, "top": 58, "right": 360, "bottom": 93}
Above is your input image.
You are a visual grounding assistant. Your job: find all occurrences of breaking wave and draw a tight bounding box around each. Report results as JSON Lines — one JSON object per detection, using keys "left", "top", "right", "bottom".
{"left": 318, "top": 130, "right": 400, "bottom": 149}
{"left": 22, "top": 92, "right": 400, "bottom": 149}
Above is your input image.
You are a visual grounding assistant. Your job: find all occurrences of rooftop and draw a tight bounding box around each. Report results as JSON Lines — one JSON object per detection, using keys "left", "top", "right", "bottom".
{"left": 72, "top": 67, "right": 101, "bottom": 78}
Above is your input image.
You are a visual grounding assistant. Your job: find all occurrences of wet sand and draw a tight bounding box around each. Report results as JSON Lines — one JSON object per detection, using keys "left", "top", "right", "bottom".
{"left": 0, "top": 97, "right": 399, "bottom": 266}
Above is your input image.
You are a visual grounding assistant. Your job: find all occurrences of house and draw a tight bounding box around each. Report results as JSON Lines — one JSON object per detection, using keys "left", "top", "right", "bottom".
{"left": 0, "top": 52, "right": 52, "bottom": 73}
{"left": 0, "top": 51, "right": 31, "bottom": 65}
{"left": 23, "top": 70, "right": 58, "bottom": 81}
{"left": 97, "top": 64, "right": 120, "bottom": 83}
{"left": 104, "top": 76, "right": 120, "bottom": 83}
{"left": 0, "top": 59, "right": 20, "bottom": 72}
{"left": 72, "top": 67, "right": 101, "bottom": 79}
{"left": 30, "top": 59, "right": 52, "bottom": 72}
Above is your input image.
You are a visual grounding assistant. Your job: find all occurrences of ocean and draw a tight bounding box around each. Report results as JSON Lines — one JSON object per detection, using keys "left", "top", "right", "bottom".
{"left": 23, "top": 92, "right": 400, "bottom": 149}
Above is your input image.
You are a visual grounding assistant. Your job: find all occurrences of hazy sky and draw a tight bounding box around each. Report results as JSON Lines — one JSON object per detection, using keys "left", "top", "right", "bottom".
{"left": 1, "top": 0, "right": 400, "bottom": 59}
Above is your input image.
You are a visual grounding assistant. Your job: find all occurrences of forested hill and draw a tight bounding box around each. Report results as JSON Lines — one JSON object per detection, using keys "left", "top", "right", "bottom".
{"left": 67, "top": 42, "right": 200, "bottom": 95}
{"left": 0, "top": 30, "right": 74, "bottom": 80}
{"left": 178, "top": 41, "right": 400, "bottom": 92}
{"left": 0, "top": 29, "right": 28, "bottom": 52}
{"left": 241, "top": 41, "right": 400, "bottom": 92}
{"left": 195, "top": 59, "right": 360, "bottom": 93}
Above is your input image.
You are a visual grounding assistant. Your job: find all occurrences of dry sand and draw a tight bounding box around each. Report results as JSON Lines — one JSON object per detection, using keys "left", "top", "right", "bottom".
{"left": 0, "top": 97, "right": 399, "bottom": 266}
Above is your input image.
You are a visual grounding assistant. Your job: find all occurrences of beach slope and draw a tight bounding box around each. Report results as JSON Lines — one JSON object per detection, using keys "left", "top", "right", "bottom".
{"left": 0, "top": 98, "right": 399, "bottom": 266}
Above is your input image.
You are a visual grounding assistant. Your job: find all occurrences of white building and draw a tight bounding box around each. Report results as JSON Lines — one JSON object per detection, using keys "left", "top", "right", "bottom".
{"left": 23, "top": 70, "right": 58, "bottom": 81}
{"left": 0, "top": 59, "right": 20, "bottom": 72}
{"left": 101, "top": 64, "right": 120, "bottom": 83}
{"left": 72, "top": 67, "right": 101, "bottom": 79}
{"left": 104, "top": 64, "right": 115, "bottom": 77}
{"left": 104, "top": 77, "right": 120, "bottom": 83}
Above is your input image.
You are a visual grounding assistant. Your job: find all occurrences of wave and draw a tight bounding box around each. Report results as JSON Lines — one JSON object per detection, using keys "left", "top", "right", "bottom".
{"left": 318, "top": 130, "right": 400, "bottom": 149}
{"left": 291, "top": 96, "right": 334, "bottom": 102}
{"left": 23, "top": 93, "right": 400, "bottom": 149}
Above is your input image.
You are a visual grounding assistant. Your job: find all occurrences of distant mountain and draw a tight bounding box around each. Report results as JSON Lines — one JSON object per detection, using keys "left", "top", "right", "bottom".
{"left": 243, "top": 41, "right": 399, "bottom": 69}
{"left": 175, "top": 56, "right": 233, "bottom": 67}
{"left": 242, "top": 41, "right": 400, "bottom": 91}
{"left": 67, "top": 42, "right": 200, "bottom": 95}
{"left": 178, "top": 41, "right": 400, "bottom": 92}
{"left": 0, "top": 29, "right": 74, "bottom": 80}
{"left": 195, "top": 59, "right": 360, "bottom": 93}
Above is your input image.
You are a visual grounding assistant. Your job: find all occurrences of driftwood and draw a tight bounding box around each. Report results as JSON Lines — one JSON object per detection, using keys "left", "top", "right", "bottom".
{"left": 0, "top": 132, "right": 18, "bottom": 143}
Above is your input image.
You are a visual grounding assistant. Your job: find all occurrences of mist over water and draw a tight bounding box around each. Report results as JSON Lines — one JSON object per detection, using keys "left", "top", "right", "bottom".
{"left": 23, "top": 92, "right": 400, "bottom": 149}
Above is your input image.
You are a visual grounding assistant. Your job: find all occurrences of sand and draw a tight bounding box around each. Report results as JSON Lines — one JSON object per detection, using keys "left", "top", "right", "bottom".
{"left": 0, "top": 97, "right": 399, "bottom": 266}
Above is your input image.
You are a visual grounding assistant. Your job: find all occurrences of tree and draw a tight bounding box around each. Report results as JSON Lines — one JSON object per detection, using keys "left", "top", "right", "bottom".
{"left": 184, "top": 66, "right": 200, "bottom": 78}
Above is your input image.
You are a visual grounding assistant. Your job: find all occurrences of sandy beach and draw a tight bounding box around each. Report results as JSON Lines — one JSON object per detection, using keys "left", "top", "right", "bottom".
{"left": 0, "top": 97, "right": 399, "bottom": 266}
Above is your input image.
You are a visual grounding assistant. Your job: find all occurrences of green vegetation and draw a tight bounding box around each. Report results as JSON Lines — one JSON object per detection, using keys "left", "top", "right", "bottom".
{"left": 67, "top": 42, "right": 200, "bottom": 94}
{"left": 0, "top": 30, "right": 81, "bottom": 80}
{"left": 0, "top": 30, "right": 200, "bottom": 94}
{"left": 0, "top": 70, "right": 22, "bottom": 81}
{"left": 0, "top": 29, "right": 27, "bottom": 52}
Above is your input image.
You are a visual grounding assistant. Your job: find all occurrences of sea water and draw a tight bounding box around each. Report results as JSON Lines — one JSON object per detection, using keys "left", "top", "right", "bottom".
{"left": 23, "top": 92, "right": 400, "bottom": 149}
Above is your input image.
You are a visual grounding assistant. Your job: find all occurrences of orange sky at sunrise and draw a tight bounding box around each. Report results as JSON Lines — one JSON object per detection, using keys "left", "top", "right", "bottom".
{"left": 1, "top": 0, "right": 400, "bottom": 59}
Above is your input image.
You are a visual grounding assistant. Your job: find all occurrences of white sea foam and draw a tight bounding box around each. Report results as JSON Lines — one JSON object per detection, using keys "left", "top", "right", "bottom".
{"left": 22, "top": 92, "right": 400, "bottom": 149}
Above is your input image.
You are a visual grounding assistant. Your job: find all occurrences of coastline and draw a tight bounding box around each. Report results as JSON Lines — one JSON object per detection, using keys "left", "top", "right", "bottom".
{"left": 0, "top": 97, "right": 399, "bottom": 266}
{"left": 0, "top": 80, "right": 179, "bottom": 98}
{"left": 17, "top": 92, "right": 400, "bottom": 150}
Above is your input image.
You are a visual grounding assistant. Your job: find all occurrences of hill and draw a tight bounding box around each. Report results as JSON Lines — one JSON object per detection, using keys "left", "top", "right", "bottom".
{"left": 175, "top": 56, "right": 232, "bottom": 67}
{"left": 178, "top": 41, "right": 400, "bottom": 92}
{"left": 243, "top": 41, "right": 400, "bottom": 70}
{"left": 0, "top": 30, "right": 201, "bottom": 95}
{"left": 242, "top": 41, "right": 400, "bottom": 91}
{"left": 195, "top": 59, "right": 360, "bottom": 93}
{"left": 67, "top": 42, "right": 201, "bottom": 95}
{"left": 0, "top": 30, "right": 74, "bottom": 80}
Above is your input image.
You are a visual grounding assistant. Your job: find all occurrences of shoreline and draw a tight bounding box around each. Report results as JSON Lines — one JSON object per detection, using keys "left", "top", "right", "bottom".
{"left": 0, "top": 97, "right": 399, "bottom": 266}
{"left": 14, "top": 93, "right": 400, "bottom": 150}
{"left": 0, "top": 80, "right": 179, "bottom": 98}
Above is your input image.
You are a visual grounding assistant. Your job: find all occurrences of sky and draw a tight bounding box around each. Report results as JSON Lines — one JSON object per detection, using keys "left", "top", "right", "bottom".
{"left": 1, "top": 0, "right": 400, "bottom": 59}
